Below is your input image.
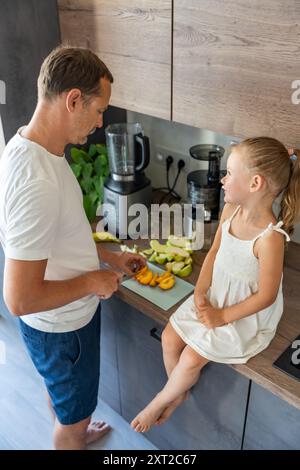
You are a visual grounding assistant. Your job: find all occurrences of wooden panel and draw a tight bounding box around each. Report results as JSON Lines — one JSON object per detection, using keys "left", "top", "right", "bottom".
{"left": 173, "top": 0, "right": 300, "bottom": 146}
{"left": 58, "top": 0, "right": 171, "bottom": 120}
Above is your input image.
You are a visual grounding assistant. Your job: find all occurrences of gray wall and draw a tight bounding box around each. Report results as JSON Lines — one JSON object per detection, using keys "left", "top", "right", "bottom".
{"left": 129, "top": 110, "right": 300, "bottom": 243}
{"left": 0, "top": 0, "right": 61, "bottom": 142}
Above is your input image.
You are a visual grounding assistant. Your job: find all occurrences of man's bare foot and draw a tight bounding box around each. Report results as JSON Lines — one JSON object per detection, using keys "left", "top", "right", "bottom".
{"left": 86, "top": 421, "right": 111, "bottom": 445}
{"left": 131, "top": 395, "right": 168, "bottom": 433}
{"left": 155, "top": 391, "right": 189, "bottom": 425}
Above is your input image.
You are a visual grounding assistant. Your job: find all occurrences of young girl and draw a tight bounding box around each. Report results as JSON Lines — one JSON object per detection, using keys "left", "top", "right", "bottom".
{"left": 131, "top": 137, "right": 300, "bottom": 433}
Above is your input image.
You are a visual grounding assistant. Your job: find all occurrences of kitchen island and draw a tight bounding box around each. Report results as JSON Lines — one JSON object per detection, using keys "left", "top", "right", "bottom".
{"left": 96, "top": 239, "right": 300, "bottom": 450}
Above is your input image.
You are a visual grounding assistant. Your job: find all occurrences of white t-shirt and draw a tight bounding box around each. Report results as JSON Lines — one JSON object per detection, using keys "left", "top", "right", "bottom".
{"left": 0, "top": 129, "right": 100, "bottom": 332}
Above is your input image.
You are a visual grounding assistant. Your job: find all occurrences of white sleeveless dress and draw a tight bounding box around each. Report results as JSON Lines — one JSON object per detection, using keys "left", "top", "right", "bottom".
{"left": 170, "top": 207, "right": 290, "bottom": 364}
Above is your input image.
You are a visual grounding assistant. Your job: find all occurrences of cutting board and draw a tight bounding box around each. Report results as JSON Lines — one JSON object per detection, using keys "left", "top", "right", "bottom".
{"left": 121, "top": 262, "right": 194, "bottom": 311}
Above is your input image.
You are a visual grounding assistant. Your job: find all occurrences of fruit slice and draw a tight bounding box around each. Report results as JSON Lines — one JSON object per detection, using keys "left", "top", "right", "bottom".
{"left": 159, "top": 276, "right": 175, "bottom": 290}
{"left": 150, "top": 240, "right": 168, "bottom": 254}
{"left": 93, "top": 232, "right": 120, "bottom": 243}
{"left": 150, "top": 240, "right": 190, "bottom": 258}
{"left": 142, "top": 248, "right": 154, "bottom": 256}
{"left": 148, "top": 252, "right": 158, "bottom": 262}
{"left": 135, "top": 266, "right": 148, "bottom": 279}
{"left": 165, "top": 262, "right": 174, "bottom": 272}
{"left": 171, "top": 261, "right": 185, "bottom": 275}
{"left": 149, "top": 273, "right": 159, "bottom": 287}
{"left": 177, "top": 264, "right": 192, "bottom": 277}
{"left": 138, "top": 270, "right": 153, "bottom": 285}
{"left": 155, "top": 254, "right": 168, "bottom": 264}
{"left": 167, "top": 235, "right": 193, "bottom": 251}
{"left": 156, "top": 271, "right": 172, "bottom": 283}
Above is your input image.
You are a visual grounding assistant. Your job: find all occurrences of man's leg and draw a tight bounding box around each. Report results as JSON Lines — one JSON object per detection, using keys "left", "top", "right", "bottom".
{"left": 54, "top": 415, "right": 110, "bottom": 450}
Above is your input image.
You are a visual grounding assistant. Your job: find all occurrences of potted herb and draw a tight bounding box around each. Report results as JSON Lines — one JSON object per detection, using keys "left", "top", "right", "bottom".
{"left": 69, "top": 143, "right": 109, "bottom": 222}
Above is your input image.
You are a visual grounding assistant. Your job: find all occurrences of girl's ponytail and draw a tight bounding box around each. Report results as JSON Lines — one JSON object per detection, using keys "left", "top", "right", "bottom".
{"left": 279, "top": 149, "right": 300, "bottom": 235}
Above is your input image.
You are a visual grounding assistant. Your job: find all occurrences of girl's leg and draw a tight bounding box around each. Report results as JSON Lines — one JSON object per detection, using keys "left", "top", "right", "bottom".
{"left": 131, "top": 345, "right": 209, "bottom": 433}
{"left": 156, "top": 323, "right": 188, "bottom": 425}
{"left": 161, "top": 322, "right": 186, "bottom": 377}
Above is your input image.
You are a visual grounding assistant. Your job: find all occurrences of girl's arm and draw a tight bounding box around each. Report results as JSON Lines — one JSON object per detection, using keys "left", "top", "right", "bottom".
{"left": 194, "top": 203, "right": 237, "bottom": 298}
{"left": 222, "top": 230, "right": 285, "bottom": 324}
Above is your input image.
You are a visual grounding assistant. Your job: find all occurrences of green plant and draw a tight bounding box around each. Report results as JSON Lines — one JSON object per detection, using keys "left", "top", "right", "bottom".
{"left": 70, "top": 143, "right": 110, "bottom": 222}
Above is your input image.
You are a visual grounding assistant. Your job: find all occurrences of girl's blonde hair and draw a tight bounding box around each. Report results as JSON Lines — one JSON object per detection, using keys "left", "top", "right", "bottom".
{"left": 235, "top": 137, "right": 300, "bottom": 235}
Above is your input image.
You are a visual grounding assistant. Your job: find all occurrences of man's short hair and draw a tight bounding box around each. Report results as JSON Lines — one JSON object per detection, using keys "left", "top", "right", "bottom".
{"left": 38, "top": 45, "right": 113, "bottom": 101}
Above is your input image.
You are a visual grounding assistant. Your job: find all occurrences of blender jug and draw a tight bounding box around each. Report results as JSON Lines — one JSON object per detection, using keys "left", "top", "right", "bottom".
{"left": 105, "top": 123, "right": 150, "bottom": 180}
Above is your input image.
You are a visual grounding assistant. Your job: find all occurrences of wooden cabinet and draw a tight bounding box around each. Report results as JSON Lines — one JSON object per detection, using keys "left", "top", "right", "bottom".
{"left": 59, "top": 0, "right": 300, "bottom": 147}
{"left": 243, "top": 382, "right": 300, "bottom": 450}
{"left": 58, "top": 0, "right": 172, "bottom": 120}
{"left": 173, "top": 0, "right": 300, "bottom": 146}
{"left": 100, "top": 296, "right": 250, "bottom": 450}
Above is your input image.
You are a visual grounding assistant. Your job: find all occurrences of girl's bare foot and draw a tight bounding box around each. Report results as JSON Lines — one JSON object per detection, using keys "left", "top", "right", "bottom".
{"left": 155, "top": 392, "right": 188, "bottom": 425}
{"left": 131, "top": 394, "right": 169, "bottom": 433}
{"left": 86, "top": 421, "right": 111, "bottom": 444}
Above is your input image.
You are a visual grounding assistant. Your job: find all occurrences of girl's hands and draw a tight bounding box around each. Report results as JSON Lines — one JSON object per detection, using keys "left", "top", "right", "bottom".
{"left": 195, "top": 294, "right": 226, "bottom": 329}
{"left": 194, "top": 289, "right": 207, "bottom": 313}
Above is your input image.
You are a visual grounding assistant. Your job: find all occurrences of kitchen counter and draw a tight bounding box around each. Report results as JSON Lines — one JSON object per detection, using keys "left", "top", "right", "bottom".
{"left": 96, "top": 238, "right": 300, "bottom": 411}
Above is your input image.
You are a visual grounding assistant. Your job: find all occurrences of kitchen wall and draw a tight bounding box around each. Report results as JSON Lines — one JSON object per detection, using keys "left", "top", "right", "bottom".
{"left": 127, "top": 110, "right": 235, "bottom": 200}
{"left": 128, "top": 110, "right": 300, "bottom": 243}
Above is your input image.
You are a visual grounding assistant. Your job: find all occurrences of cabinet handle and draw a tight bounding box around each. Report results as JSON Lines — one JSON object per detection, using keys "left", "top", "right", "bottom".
{"left": 150, "top": 327, "right": 161, "bottom": 342}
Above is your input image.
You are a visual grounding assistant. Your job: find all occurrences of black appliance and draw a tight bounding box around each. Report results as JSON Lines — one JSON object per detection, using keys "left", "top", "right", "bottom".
{"left": 187, "top": 144, "right": 225, "bottom": 221}
{"left": 273, "top": 334, "right": 300, "bottom": 382}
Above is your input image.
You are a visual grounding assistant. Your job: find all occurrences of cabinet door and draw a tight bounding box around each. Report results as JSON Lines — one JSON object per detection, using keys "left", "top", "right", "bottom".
{"left": 243, "top": 382, "right": 300, "bottom": 449}
{"left": 99, "top": 298, "right": 121, "bottom": 414}
{"left": 114, "top": 297, "right": 249, "bottom": 450}
{"left": 58, "top": 0, "right": 172, "bottom": 120}
{"left": 173, "top": 0, "right": 300, "bottom": 146}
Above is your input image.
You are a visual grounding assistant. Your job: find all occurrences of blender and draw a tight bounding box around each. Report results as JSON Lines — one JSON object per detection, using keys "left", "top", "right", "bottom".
{"left": 103, "top": 123, "right": 152, "bottom": 236}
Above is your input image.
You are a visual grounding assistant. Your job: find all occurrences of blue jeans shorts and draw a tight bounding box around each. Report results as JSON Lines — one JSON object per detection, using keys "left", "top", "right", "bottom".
{"left": 19, "top": 303, "right": 101, "bottom": 425}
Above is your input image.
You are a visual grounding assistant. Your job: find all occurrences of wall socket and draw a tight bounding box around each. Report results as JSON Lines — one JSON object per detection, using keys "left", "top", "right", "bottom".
{"left": 155, "top": 145, "right": 190, "bottom": 173}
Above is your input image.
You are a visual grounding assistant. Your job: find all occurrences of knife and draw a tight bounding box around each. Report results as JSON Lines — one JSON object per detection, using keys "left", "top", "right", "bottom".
{"left": 100, "top": 261, "right": 142, "bottom": 282}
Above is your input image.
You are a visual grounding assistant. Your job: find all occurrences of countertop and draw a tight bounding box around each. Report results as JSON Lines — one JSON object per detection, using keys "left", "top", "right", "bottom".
{"left": 95, "top": 236, "right": 300, "bottom": 411}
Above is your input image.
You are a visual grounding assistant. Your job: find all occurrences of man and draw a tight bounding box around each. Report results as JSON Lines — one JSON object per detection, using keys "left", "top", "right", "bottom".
{"left": 0, "top": 46, "right": 146, "bottom": 450}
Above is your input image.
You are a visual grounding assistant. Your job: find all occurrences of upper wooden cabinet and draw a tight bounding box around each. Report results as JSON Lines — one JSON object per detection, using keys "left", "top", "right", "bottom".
{"left": 58, "top": 0, "right": 172, "bottom": 120}
{"left": 173, "top": 0, "right": 300, "bottom": 146}
{"left": 58, "top": 0, "right": 300, "bottom": 146}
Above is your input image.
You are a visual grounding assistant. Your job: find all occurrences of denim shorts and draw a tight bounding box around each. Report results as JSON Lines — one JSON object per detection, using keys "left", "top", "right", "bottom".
{"left": 19, "top": 303, "right": 101, "bottom": 425}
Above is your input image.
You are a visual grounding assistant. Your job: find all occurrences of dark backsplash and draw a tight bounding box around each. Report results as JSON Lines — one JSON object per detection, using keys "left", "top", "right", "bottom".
{"left": 0, "top": 0, "right": 61, "bottom": 141}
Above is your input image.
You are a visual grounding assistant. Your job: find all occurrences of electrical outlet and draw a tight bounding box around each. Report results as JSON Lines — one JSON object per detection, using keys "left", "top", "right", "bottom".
{"left": 155, "top": 145, "right": 190, "bottom": 173}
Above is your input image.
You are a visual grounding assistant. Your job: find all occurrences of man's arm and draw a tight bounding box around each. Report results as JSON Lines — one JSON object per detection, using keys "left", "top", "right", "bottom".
{"left": 3, "top": 258, "right": 122, "bottom": 316}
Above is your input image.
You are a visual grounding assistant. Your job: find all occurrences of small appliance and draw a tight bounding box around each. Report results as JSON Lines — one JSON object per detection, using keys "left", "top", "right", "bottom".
{"left": 187, "top": 144, "right": 225, "bottom": 222}
{"left": 103, "top": 123, "right": 152, "bottom": 237}
{"left": 273, "top": 334, "right": 300, "bottom": 382}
